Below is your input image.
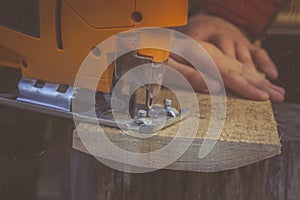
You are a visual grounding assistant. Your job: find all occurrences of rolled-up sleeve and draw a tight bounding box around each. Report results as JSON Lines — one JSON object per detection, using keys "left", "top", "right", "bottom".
{"left": 190, "top": 0, "right": 285, "bottom": 37}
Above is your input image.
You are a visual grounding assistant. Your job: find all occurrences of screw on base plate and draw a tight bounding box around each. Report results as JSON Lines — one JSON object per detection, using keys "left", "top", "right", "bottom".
{"left": 137, "top": 109, "right": 147, "bottom": 118}
{"left": 163, "top": 99, "right": 179, "bottom": 118}
{"left": 134, "top": 109, "right": 150, "bottom": 125}
{"left": 163, "top": 99, "right": 172, "bottom": 107}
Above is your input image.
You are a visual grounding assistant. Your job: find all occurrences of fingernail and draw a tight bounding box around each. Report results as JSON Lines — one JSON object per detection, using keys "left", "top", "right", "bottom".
{"left": 260, "top": 92, "right": 269, "bottom": 100}
{"left": 272, "top": 85, "right": 286, "bottom": 95}
{"left": 271, "top": 89, "right": 285, "bottom": 102}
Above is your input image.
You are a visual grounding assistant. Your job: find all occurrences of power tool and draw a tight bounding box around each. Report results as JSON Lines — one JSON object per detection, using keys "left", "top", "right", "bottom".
{"left": 0, "top": 0, "right": 189, "bottom": 133}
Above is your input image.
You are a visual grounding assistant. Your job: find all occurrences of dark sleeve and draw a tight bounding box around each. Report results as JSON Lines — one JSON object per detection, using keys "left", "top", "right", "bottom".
{"left": 189, "top": 0, "right": 285, "bottom": 38}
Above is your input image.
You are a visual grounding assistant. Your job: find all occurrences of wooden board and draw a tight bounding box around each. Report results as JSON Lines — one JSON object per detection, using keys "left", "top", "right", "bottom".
{"left": 72, "top": 89, "right": 280, "bottom": 173}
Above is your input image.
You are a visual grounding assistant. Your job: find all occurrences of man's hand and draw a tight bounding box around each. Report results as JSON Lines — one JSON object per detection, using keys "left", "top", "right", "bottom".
{"left": 178, "top": 13, "right": 279, "bottom": 80}
{"left": 168, "top": 13, "right": 285, "bottom": 102}
{"left": 166, "top": 42, "right": 285, "bottom": 103}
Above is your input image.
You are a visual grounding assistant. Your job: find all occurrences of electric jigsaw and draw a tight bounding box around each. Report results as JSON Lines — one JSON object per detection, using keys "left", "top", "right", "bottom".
{"left": 0, "top": 0, "right": 189, "bottom": 133}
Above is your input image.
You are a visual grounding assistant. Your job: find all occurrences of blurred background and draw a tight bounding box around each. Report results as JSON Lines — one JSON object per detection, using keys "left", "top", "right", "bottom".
{"left": 262, "top": 0, "right": 300, "bottom": 103}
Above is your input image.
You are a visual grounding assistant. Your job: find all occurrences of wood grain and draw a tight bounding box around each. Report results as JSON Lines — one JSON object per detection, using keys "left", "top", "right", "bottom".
{"left": 73, "top": 89, "right": 281, "bottom": 172}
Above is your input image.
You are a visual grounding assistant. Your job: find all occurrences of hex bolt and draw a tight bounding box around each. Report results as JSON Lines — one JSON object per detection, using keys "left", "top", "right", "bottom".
{"left": 137, "top": 109, "right": 147, "bottom": 118}
{"left": 163, "top": 99, "right": 172, "bottom": 107}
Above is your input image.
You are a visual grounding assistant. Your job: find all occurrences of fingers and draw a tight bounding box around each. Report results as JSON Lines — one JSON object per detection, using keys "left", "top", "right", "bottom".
{"left": 208, "top": 34, "right": 279, "bottom": 81}
{"left": 166, "top": 58, "right": 221, "bottom": 94}
{"left": 250, "top": 47, "right": 279, "bottom": 80}
{"left": 226, "top": 71, "right": 285, "bottom": 102}
{"left": 257, "top": 80, "right": 285, "bottom": 103}
{"left": 235, "top": 42, "right": 255, "bottom": 66}
{"left": 214, "top": 52, "right": 285, "bottom": 102}
{"left": 269, "top": 88, "right": 285, "bottom": 103}
{"left": 241, "top": 67, "right": 285, "bottom": 102}
{"left": 225, "top": 74, "right": 270, "bottom": 101}
{"left": 216, "top": 38, "right": 279, "bottom": 82}
{"left": 208, "top": 35, "right": 236, "bottom": 59}
{"left": 221, "top": 63, "right": 270, "bottom": 101}
{"left": 168, "top": 42, "right": 285, "bottom": 103}
{"left": 271, "top": 84, "right": 286, "bottom": 95}
{"left": 260, "top": 81, "right": 285, "bottom": 103}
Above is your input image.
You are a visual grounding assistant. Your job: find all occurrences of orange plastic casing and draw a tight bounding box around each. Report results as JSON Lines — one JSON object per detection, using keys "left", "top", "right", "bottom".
{"left": 0, "top": 0, "right": 188, "bottom": 93}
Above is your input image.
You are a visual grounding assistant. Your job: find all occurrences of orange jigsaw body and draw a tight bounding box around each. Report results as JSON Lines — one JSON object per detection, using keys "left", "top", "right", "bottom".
{"left": 0, "top": 0, "right": 188, "bottom": 93}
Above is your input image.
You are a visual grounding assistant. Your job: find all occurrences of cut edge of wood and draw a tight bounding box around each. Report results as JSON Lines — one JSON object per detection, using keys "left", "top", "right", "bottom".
{"left": 72, "top": 133, "right": 281, "bottom": 173}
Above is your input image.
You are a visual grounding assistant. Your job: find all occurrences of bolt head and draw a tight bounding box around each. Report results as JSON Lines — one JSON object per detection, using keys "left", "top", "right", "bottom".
{"left": 137, "top": 109, "right": 147, "bottom": 118}
{"left": 163, "top": 99, "right": 172, "bottom": 106}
